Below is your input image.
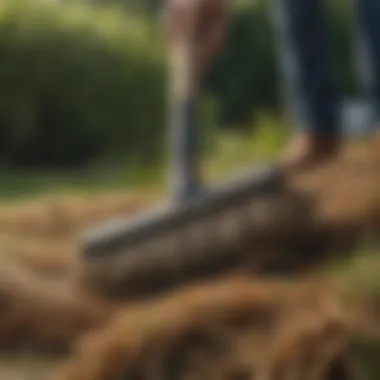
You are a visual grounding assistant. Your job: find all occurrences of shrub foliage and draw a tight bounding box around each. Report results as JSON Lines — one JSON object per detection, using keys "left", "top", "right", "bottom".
{"left": 0, "top": 0, "right": 353, "bottom": 167}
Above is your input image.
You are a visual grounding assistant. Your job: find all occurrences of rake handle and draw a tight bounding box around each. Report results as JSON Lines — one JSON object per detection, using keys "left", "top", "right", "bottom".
{"left": 168, "top": 34, "right": 202, "bottom": 203}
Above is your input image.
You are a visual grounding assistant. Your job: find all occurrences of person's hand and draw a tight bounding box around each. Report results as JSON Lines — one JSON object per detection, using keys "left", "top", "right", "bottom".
{"left": 163, "top": 0, "right": 228, "bottom": 77}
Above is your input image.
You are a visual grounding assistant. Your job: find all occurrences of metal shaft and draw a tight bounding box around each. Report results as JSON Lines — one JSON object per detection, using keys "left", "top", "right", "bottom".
{"left": 168, "top": 42, "right": 201, "bottom": 203}
{"left": 169, "top": 97, "right": 200, "bottom": 202}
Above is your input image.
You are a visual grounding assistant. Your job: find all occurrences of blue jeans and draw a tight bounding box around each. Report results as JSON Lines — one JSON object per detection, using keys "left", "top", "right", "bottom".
{"left": 272, "top": 0, "right": 380, "bottom": 136}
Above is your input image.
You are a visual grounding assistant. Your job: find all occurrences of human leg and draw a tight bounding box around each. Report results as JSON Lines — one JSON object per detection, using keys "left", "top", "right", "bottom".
{"left": 355, "top": 0, "right": 380, "bottom": 150}
{"left": 271, "top": 0, "right": 341, "bottom": 172}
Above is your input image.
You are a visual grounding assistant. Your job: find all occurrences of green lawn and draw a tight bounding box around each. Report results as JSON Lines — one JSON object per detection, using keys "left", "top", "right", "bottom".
{"left": 0, "top": 115, "right": 287, "bottom": 203}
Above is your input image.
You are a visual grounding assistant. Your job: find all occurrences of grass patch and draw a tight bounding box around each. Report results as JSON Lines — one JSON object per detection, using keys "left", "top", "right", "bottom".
{"left": 0, "top": 114, "right": 288, "bottom": 203}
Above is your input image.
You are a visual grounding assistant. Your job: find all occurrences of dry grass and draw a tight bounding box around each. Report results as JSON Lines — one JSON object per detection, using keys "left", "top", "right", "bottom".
{"left": 0, "top": 192, "right": 151, "bottom": 278}
{"left": 0, "top": 143, "right": 377, "bottom": 379}
{"left": 0, "top": 192, "right": 151, "bottom": 238}
{"left": 54, "top": 276, "right": 354, "bottom": 380}
{"left": 0, "top": 260, "right": 112, "bottom": 354}
{"left": 0, "top": 191, "right": 152, "bottom": 358}
{"left": 289, "top": 143, "right": 380, "bottom": 232}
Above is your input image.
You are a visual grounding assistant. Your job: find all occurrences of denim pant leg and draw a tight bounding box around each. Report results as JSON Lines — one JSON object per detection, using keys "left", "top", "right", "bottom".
{"left": 271, "top": 0, "right": 340, "bottom": 136}
{"left": 356, "top": 0, "right": 380, "bottom": 124}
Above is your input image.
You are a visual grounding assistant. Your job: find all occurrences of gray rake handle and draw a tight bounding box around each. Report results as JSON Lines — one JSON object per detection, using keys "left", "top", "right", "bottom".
{"left": 167, "top": 13, "right": 202, "bottom": 204}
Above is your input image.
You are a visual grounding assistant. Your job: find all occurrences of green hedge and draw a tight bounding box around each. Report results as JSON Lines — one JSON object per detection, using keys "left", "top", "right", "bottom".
{"left": 0, "top": 0, "right": 354, "bottom": 167}
{"left": 0, "top": 0, "right": 166, "bottom": 167}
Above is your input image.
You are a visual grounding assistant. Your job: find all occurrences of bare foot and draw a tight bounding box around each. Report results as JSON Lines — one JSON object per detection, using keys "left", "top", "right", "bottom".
{"left": 279, "top": 132, "right": 341, "bottom": 174}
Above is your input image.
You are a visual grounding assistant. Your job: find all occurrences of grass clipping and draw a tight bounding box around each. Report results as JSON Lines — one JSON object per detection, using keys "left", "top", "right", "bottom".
{"left": 0, "top": 144, "right": 377, "bottom": 379}
{"left": 55, "top": 277, "right": 354, "bottom": 380}
{"left": 0, "top": 260, "right": 110, "bottom": 354}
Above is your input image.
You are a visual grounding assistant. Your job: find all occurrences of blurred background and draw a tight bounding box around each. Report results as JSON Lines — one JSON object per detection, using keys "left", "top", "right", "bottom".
{"left": 0, "top": 0, "right": 372, "bottom": 200}
{"left": 0, "top": 1, "right": 378, "bottom": 379}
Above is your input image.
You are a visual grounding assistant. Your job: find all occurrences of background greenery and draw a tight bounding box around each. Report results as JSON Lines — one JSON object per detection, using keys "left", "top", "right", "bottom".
{"left": 0, "top": 3, "right": 379, "bottom": 379}
{"left": 0, "top": 0, "right": 356, "bottom": 172}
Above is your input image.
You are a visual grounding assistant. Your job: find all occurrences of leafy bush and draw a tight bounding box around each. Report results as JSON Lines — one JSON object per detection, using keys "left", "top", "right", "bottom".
{"left": 0, "top": 0, "right": 354, "bottom": 167}
{"left": 0, "top": 0, "right": 166, "bottom": 167}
